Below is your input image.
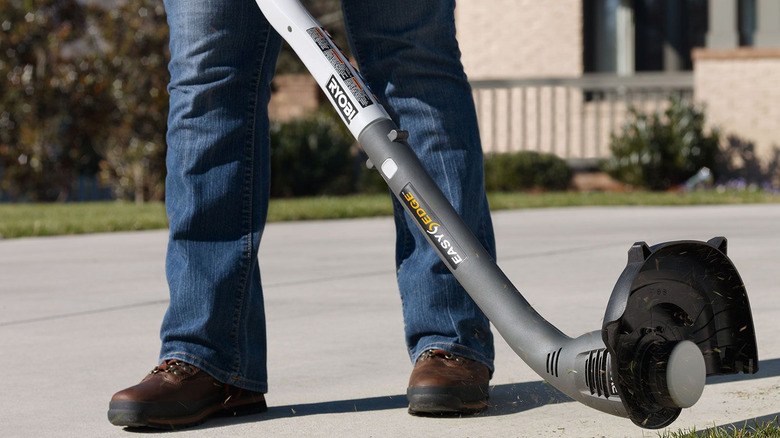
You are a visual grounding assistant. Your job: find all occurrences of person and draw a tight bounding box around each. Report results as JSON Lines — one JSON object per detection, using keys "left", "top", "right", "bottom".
{"left": 108, "top": 0, "right": 497, "bottom": 429}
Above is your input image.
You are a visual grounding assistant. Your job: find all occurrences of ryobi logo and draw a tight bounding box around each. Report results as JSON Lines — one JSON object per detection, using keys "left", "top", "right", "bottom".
{"left": 326, "top": 76, "right": 358, "bottom": 124}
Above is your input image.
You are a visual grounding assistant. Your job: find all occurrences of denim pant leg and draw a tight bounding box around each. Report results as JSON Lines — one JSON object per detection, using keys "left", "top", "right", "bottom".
{"left": 159, "top": 0, "right": 282, "bottom": 393}
{"left": 341, "top": 1, "right": 497, "bottom": 370}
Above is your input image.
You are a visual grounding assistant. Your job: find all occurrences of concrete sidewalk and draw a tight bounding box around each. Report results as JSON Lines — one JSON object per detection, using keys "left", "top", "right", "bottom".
{"left": 1, "top": 205, "right": 778, "bottom": 437}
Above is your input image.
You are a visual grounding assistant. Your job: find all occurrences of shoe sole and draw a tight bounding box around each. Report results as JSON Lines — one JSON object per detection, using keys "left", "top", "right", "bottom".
{"left": 407, "top": 385, "right": 489, "bottom": 415}
{"left": 108, "top": 399, "right": 267, "bottom": 429}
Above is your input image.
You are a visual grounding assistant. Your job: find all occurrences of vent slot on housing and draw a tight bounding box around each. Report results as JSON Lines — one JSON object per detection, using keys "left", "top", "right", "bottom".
{"left": 584, "top": 348, "right": 613, "bottom": 398}
{"left": 546, "top": 347, "right": 562, "bottom": 377}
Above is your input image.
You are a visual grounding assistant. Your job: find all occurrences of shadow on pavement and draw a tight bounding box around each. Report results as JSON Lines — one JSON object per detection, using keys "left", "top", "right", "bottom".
{"left": 121, "top": 358, "right": 779, "bottom": 432}
{"left": 174, "top": 381, "right": 571, "bottom": 432}
{"left": 707, "top": 357, "right": 780, "bottom": 384}
{"left": 262, "top": 380, "right": 572, "bottom": 420}
{"left": 695, "top": 412, "right": 780, "bottom": 436}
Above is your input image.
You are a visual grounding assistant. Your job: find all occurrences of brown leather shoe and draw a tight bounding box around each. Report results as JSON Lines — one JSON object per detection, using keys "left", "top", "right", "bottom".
{"left": 407, "top": 349, "right": 490, "bottom": 415}
{"left": 107, "top": 360, "right": 267, "bottom": 429}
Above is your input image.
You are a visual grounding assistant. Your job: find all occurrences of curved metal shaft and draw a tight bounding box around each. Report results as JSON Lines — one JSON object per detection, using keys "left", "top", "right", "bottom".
{"left": 253, "top": 0, "right": 628, "bottom": 418}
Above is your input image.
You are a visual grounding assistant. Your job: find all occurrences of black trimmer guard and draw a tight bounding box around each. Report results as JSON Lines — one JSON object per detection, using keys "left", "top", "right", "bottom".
{"left": 603, "top": 237, "right": 759, "bottom": 428}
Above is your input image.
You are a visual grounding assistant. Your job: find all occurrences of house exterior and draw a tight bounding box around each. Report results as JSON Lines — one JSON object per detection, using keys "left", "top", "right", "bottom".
{"left": 455, "top": 0, "right": 780, "bottom": 173}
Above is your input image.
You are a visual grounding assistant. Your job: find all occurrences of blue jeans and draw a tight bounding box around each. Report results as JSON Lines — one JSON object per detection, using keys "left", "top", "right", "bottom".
{"left": 160, "top": 0, "right": 496, "bottom": 393}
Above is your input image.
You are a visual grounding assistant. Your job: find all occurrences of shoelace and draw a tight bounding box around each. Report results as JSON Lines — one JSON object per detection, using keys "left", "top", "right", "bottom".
{"left": 420, "top": 349, "right": 461, "bottom": 362}
{"left": 150, "top": 359, "right": 196, "bottom": 376}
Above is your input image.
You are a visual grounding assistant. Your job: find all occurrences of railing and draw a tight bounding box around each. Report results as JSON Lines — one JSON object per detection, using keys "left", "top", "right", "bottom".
{"left": 470, "top": 72, "right": 694, "bottom": 163}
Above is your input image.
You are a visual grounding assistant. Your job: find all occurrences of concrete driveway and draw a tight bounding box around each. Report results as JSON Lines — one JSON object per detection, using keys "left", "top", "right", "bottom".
{"left": 1, "top": 204, "right": 778, "bottom": 437}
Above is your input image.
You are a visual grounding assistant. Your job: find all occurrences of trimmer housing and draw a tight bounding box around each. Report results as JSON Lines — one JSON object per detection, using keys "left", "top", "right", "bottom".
{"left": 603, "top": 237, "right": 758, "bottom": 428}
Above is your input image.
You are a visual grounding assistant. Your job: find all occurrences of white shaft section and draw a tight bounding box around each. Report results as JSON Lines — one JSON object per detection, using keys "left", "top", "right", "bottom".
{"left": 254, "top": 0, "right": 391, "bottom": 138}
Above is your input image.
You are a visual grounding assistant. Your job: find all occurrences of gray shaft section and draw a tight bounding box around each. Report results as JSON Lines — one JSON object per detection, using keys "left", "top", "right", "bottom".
{"left": 359, "top": 118, "right": 568, "bottom": 358}
{"left": 358, "top": 119, "right": 626, "bottom": 416}
{"left": 359, "top": 119, "right": 627, "bottom": 415}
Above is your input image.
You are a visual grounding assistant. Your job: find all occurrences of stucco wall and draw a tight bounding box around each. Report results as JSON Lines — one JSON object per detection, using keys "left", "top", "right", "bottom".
{"left": 455, "top": 0, "right": 583, "bottom": 79}
{"left": 269, "top": 74, "right": 321, "bottom": 122}
{"left": 693, "top": 48, "right": 780, "bottom": 166}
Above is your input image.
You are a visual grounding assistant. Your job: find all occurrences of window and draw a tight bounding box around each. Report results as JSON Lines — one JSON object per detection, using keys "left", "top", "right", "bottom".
{"left": 739, "top": 0, "right": 756, "bottom": 46}
{"left": 584, "top": 0, "right": 709, "bottom": 73}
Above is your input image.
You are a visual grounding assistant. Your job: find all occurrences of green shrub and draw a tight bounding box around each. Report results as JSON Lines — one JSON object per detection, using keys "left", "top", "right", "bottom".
{"left": 604, "top": 97, "right": 720, "bottom": 191}
{"left": 484, "top": 151, "right": 572, "bottom": 191}
{"left": 270, "top": 110, "right": 356, "bottom": 197}
{"left": 270, "top": 111, "right": 576, "bottom": 197}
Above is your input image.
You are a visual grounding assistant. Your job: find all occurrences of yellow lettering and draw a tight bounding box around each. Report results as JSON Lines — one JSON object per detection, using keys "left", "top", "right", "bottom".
{"left": 410, "top": 199, "right": 419, "bottom": 209}
{"left": 421, "top": 216, "right": 432, "bottom": 225}
{"left": 403, "top": 192, "right": 413, "bottom": 201}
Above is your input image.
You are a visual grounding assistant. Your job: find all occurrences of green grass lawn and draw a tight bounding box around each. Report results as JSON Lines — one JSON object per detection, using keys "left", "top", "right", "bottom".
{"left": 0, "top": 201, "right": 170, "bottom": 239}
{"left": 1, "top": 190, "right": 778, "bottom": 239}
{"left": 658, "top": 417, "right": 780, "bottom": 437}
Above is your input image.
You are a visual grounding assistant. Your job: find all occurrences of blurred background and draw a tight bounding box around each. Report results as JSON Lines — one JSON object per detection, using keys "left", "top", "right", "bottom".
{"left": 1, "top": 0, "right": 778, "bottom": 204}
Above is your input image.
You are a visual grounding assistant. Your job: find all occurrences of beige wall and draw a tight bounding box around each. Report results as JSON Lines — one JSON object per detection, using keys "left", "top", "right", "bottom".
{"left": 693, "top": 48, "right": 780, "bottom": 165}
{"left": 455, "top": 0, "right": 583, "bottom": 79}
{"left": 269, "top": 74, "right": 321, "bottom": 122}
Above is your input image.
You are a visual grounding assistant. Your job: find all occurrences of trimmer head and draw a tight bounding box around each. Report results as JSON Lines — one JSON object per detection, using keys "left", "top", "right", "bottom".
{"left": 602, "top": 237, "right": 758, "bottom": 428}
